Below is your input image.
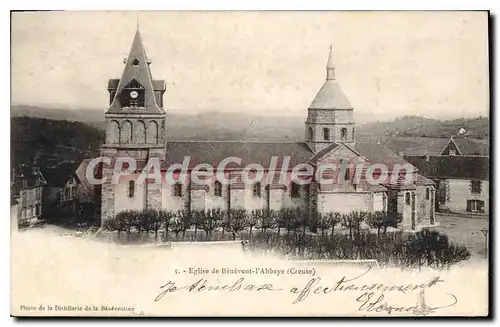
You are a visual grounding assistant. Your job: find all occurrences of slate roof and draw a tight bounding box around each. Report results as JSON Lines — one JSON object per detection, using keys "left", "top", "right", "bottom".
{"left": 441, "top": 137, "right": 489, "bottom": 156}
{"left": 404, "top": 155, "right": 490, "bottom": 180}
{"left": 163, "top": 141, "right": 314, "bottom": 169}
{"left": 108, "top": 79, "right": 165, "bottom": 91}
{"left": 40, "top": 163, "right": 80, "bottom": 188}
{"left": 107, "top": 27, "right": 164, "bottom": 114}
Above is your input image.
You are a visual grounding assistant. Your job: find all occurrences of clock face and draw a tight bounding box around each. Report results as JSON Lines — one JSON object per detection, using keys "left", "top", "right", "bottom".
{"left": 130, "top": 91, "right": 139, "bottom": 99}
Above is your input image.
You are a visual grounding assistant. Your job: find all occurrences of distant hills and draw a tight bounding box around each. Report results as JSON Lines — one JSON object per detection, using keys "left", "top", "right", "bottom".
{"left": 11, "top": 105, "right": 489, "bottom": 142}
{"left": 357, "top": 115, "right": 489, "bottom": 140}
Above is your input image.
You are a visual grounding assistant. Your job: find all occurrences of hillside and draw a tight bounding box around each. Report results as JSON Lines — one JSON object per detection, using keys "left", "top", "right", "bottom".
{"left": 11, "top": 105, "right": 489, "bottom": 142}
{"left": 11, "top": 116, "right": 103, "bottom": 169}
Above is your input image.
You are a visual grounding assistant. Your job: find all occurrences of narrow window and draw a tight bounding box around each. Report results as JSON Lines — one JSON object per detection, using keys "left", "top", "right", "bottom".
{"left": 323, "top": 128, "right": 329, "bottom": 141}
{"left": 128, "top": 180, "right": 135, "bottom": 198}
{"left": 253, "top": 182, "right": 261, "bottom": 197}
{"left": 173, "top": 183, "right": 183, "bottom": 197}
{"left": 341, "top": 128, "right": 347, "bottom": 142}
{"left": 405, "top": 192, "right": 411, "bottom": 205}
{"left": 291, "top": 182, "right": 300, "bottom": 198}
{"left": 426, "top": 188, "right": 430, "bottom": 200}
{"left": 214, "top": 181, "right": 222, "bottom": 197}
{"left": 341, "top": 159, "right": 350, "bottom": 181}
{"left": 308, "top": 127, "right": 313, "bottom": 140}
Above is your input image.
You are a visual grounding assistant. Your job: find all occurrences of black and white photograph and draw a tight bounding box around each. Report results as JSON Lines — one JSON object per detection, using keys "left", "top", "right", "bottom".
{"left": 9, "top": 10, "right": 490, "bottom": 317}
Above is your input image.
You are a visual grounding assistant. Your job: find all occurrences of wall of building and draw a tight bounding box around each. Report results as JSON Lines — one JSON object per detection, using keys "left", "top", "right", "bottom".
{"left": 317, "top": 191, "right": 371, "bottom": 214}
{"left": 415, "top": 185, "right": 434, "bottom": 224}
{"left": 445, "top": 179, "right": 489, "bottom": 215}
{"left": 18, "top": 186, "right": 43, "bottom": 223}
{"left": 114, "top": 174, "right": 146, "bottom": 213}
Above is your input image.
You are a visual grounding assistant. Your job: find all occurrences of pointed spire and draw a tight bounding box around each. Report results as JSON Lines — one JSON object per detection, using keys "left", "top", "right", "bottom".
{"left": 108, "top": 24, "right": 162, "bottom": 113}
{"left": 326, "top": 45, "right": 335, "bottom": 80}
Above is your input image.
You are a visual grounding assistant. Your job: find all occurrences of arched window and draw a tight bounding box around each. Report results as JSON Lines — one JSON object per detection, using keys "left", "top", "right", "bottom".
{"left": 107, "top": 120, "right": 120, "bottom": 144}
{"left": 121, "top": 120, "right": 133, "bottom": 143}
{"left": 341, "top": 159, "right": 350, "bottom": 181}
{"left": 147, "top": 120, "right": 158, "bottom": 144}
{"left": 341, "top": 128, "right": 347, "bottom": 142}
{"left": 405, "top": 192, "right": 411, "bottom": 205}
{"left": 426, "top": 188, "right": 430, "bottom": 200}
{"left": 214, "top": 181, "right": 222, "bottom": 197}
{"left": 128, "top": 180, "right": 135, "bottom": 198}
{"left": 253, "top": 182, "right": 261, "bottom": 197}
{"left": 308, "top": 127, "right": 313, "bottom": 141}
{"left": 323, "top": 128, "right": 329, "bottom": 141}
{"left": 352, "top": 127, "right": 355, "bottom": 140}
{"left": 135, "top": 120, "right": 146, "bottom": 143}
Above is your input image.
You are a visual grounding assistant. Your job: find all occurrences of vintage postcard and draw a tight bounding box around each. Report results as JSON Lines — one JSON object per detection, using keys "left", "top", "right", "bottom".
{"left": 10, "top": 11, "right": 490, "bottom": 317}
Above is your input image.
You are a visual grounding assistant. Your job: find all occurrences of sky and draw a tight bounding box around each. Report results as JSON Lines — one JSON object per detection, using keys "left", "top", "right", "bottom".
{"left": 11, "top": 11, "right": 489, "bottom": 121}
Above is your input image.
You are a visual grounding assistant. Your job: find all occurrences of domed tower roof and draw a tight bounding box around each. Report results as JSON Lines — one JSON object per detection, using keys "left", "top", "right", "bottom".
{"left": 308, "top": 46, "right": 352, "bottom": 110}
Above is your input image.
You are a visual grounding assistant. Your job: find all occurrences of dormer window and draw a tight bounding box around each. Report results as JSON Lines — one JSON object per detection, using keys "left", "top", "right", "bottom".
{"left": 132, "top": 59, "right": 139, "bottom": 66}
{"left": 120, "top": 79, "right": 145, "bottom": 107}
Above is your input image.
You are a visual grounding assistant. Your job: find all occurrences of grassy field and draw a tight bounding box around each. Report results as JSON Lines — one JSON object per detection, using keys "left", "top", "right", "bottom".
{"left": 433, "top": 213, "right": 489, "bottom": 259}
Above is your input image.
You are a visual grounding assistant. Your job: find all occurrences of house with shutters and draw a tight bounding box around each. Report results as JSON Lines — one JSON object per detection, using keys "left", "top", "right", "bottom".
{"left": 99, "top": 27, "right": 437, "bottom": 231}
{"left": 405, "top": 155, "right": 489, "bottom": 215}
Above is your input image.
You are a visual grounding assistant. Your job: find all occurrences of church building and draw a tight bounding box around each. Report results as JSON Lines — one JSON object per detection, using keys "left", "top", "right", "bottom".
{"left": 99, "top": 27, "right": 436, "bottom": 231}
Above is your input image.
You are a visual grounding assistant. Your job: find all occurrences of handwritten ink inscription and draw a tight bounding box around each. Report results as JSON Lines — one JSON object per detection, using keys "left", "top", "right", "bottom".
{"left": 155, "top": 267, "right": 457, "bottom": 315}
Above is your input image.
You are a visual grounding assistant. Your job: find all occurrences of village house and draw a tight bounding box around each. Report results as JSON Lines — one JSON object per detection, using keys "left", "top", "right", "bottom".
{"left": 405, "top": 155, "right": 489, "bottom": 215}
{"left": 99, "top": 27, "right": 436, "bottom": 231}
{"left": 16, "top": 160, "right": 96, "bottom": 227}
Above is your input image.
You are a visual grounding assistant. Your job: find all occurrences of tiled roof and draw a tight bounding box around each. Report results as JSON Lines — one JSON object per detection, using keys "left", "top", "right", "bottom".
{"left": 354, "top": 142, "right": 412, "bottom": 171}
{"left": 163, "top": 141, "right": 314, "bottom": 169}
{"left": 404, "top": 155, "right": 489, "bottom": 180}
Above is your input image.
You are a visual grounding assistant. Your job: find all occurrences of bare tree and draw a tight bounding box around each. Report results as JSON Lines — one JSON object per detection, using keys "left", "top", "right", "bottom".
{"left": 199, "top": 209, "right": 220, "bottom": 241}
{"left": 170, "top": 211, "right": 186, "bottom": 240}
{"left": 159, "top": 210, "right": 175, "bottom": 242}
{"left": 247, "top": 209, "right": 263, "bottom": 240}
{"left": 228, "top": 209, "right": 248, "bottom": 240}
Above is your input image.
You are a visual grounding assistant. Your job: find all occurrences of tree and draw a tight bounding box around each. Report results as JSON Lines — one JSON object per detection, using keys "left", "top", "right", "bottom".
{"left": 191, "top": 210, "right": 202, "bottom": 241}
{"left": 282, "top": 208, "right": 300, "bottom": 235}
{"left": 329, "top": 212, "right": 341, "bottom": 237}
{"left": 158, "top": 210, "right": 175, "bottom": 242}
{"left": 228, "top": 209, "right": 248, "bottom": 240}
{"left": 176, "top": 210, "right": 191, "bottom": 240}
{"left": 367, "top": 211, "right": 386, "bottom": 236}
{"left": 247, "top": 210, "right": 263, "bottom": 239}
{"left": 259, "top": 210, "right": 277, "bottom": 234}
{"left": 170, "top": 211, "right": 186, "bottom": 240}
{"left": 341, "top": 211, "right": 367, "bottom": 239}
{"left": 115, "top": 210, "right": 137, "bottom": 237}
{"left": 147, "top": 209, "right": 163, "bottom": 242}
{"left": 317, "top": 213, "right": 333, "bottom": 237}
{"left": 103, "top": 215, "right": 127, "bottom": 236}
{"left": 199, "top": 209, "right": 220, "bottom": 241}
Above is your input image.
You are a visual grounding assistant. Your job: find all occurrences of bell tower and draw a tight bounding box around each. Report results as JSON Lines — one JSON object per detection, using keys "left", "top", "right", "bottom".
{"left": 100, "top": 25, "right": 167, "bottom": 223}
{"left": 305, "top": 46, "right": 355, "bottom": 153}
{"left": 103, "top": 25, "right": 166, "bottom": 157}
